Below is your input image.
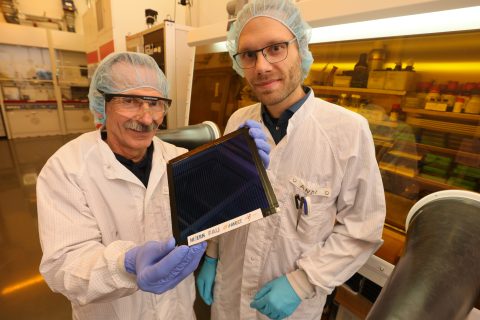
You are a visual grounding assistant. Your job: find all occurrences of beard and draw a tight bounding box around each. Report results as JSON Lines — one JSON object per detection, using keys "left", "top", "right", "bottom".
{"left": 250, "top": 60, "right": 303, "bottom": 107}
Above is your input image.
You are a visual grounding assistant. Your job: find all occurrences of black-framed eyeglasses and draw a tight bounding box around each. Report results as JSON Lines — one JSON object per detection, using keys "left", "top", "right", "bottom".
{"left": 233, "top": 38, "right": 297, "bottom": 69}
{"left": 98, "top": 89, "right": 172, "bottom": 120}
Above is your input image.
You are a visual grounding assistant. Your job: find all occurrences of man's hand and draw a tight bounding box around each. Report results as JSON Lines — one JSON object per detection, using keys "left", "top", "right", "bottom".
{"left": 125, "top": 239, "right": 207, "bottom": 294}
{"left": 239, "top": 120, "right": 271, "bottom": 168}
{"left": 196, "top": 256, "right": 218, "bottom": 305}
{"left": 250, "top": 275, "right": 301, "bottom": 319}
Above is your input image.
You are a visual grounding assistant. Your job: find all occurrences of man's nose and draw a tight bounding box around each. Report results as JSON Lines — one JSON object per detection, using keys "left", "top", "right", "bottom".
{"left": 255, "top": 51, "right": 272, "bottom": 72}
{"left": 137, "top": 103, "right": 155, "bottom": 123}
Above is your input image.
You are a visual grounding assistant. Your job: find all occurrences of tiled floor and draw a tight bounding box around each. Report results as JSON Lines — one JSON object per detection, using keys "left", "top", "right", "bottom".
{"left": 0, "top": 134, "right": 210, "bottom": 320}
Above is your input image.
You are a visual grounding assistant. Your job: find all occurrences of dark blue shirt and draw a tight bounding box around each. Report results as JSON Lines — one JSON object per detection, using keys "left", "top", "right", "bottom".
{"left": 102, "top": 130, "right": 154, "bottom": 187}
{"left": 114, "top": 143, "right": 154, "bottom": 187}
{"left": 261, "top": 87, "right": 311, "bottom": 144}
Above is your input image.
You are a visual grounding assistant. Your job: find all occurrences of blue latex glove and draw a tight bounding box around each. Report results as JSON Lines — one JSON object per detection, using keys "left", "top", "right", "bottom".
{"left": 127, "top": 238, "right": 207, "bottom": 294}
{"left": 124, "top": 245, "right": 142, "bottom": 275}
{"left": 239, "top": 120, "right": 271, "bottom": 168}
{"left": 250, "top": 275, "right": 301, "bottom": 320}
{"left": 196, "top": 256, "right": 218, "bottom": 305}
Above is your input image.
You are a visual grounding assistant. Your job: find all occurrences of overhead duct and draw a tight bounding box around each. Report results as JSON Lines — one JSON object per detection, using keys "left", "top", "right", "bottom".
{"left": 156, "top": 121, "right": 221, "bottom": 150}
{"left": 366, "top": 190, "right": 480, "bottom": 320}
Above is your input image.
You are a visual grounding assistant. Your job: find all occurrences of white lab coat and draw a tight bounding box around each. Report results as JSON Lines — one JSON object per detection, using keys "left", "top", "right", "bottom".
{"left": 37, "top": 130, "right": 196, "bottom": 320}
{"left": 211, "top": 94, "right": 386, "bottom": 320}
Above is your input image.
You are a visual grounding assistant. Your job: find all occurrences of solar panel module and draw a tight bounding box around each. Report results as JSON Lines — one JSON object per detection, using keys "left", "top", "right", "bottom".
{"left": 167, "top": 128, "right": 279, "bottom": 245}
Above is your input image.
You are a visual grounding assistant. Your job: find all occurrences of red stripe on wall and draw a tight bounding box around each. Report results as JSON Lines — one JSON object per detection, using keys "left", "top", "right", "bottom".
{"left": 86, "top": 51, "right": 99, "bottom": 64}
{"left": 99, "top": 40, "right": 115, "bottom": 60}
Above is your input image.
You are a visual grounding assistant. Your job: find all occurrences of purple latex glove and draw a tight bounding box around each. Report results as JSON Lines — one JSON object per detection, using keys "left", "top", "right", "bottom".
{"left": 239, "top": 120, "right": 271, "bottom": 168}
{"left": 124, "top": 245, "right": 142, "bottom": 275}
{"left": 125, "top": 238, "right": 207, "bottom": 294}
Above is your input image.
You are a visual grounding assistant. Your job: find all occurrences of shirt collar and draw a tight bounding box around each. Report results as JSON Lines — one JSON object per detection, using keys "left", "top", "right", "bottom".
{"left": 261, "top": 86, "right": 311, "bottom": 120}
{"left": 288, "top": 86, "right": 311, "bottom": 114}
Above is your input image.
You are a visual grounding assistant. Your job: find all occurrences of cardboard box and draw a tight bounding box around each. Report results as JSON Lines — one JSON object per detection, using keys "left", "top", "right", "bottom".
{"left": 384, "top": 71, "right": 416, "bottom": 91}
{"left": 367, "top": 71, "right": 386, "bottom": 89}
{"left": 333, "top": 75, "right": 352, "bottom": 87}
{"left": 425, "top": 102, "right": 448, "bottom": 111}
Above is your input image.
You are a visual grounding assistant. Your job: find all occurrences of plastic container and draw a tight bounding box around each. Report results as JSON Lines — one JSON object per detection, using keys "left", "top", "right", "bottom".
{"left": 464, "top": 95, "right": 480, "bottom": 114}
{"left": 368, "top": 41, "right": 386, "bottom": 71}
{"left": 384, "top": 71, "right": 416, "bottom": 91}
{"left": 333, "top": 75, "right": 352, "bottom": 87}
{"left": 452, "top": 97, "right": 465, "bottom": 113}
{"left": 367, "top": 71, "right": 386, "bottom": 89}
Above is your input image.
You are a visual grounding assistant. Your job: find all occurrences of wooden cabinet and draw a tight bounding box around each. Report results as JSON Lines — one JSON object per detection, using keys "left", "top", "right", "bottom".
{"left": 189, "top": 67, "right": 243, "bottom": 132}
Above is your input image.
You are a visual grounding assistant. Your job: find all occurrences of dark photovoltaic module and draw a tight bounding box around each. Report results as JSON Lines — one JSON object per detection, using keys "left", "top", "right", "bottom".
{"left": 167, "top": 128, "right": 278, "bottom": 245}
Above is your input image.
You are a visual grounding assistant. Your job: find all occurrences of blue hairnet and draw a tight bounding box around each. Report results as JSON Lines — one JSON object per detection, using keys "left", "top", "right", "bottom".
{"left": 226, "top": 0, "right": 313, "bottom": 81}
{"left": 88, "top": 52, "right": 168, "bottom": 127}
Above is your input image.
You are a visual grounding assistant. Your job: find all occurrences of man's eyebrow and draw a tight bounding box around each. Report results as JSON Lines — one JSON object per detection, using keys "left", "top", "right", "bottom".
{"left": 238, "top": 39, "right": 289, "bottom": 52}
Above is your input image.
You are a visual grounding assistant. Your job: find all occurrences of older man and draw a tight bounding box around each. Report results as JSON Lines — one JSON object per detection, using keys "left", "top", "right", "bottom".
{"left": 37, "top": 52, "right": 269, "bottom": 319}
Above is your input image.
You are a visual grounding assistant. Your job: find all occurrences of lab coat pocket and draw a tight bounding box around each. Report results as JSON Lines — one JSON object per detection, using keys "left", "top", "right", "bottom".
{"left": 296, "top": 195, "right": 333, "bottom": 243}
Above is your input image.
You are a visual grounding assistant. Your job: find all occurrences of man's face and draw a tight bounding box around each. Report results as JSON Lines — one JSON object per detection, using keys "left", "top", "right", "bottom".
{"left": 105, "top": 85, "right": 165, "bottom": 159}
{"left": 237, "top": 16, "right": 303, "bottom": 110}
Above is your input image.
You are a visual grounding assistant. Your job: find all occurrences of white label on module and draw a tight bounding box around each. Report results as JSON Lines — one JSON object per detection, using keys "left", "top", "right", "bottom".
{"left": 187, "top": 209, "right": 264, "bottom": 246}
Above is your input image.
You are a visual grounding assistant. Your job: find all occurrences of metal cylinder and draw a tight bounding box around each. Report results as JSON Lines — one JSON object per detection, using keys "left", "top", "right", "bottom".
{"left": 367, "top": 190, "right": 480, "bottom": 320}
{"left": 156, "top": 121, "right": 221, "bottom": 150}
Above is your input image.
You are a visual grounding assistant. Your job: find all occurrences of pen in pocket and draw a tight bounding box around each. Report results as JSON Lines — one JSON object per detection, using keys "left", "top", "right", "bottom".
{"left": 295, "top": 194, "right": 309, "bottom": 230}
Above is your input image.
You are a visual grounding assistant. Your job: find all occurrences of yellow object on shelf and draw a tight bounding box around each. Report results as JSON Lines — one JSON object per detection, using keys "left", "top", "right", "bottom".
{"left": 367, "top": 71, "right": 386, "bottom": 89}
{"left": 425, "top": 102, "right": 448, "bottom": 111}
{"left": 333, "top": 75, "right": 352, "bottom": 87}
{"left": 384, "top": 71, "right": 416, "bottom": 91}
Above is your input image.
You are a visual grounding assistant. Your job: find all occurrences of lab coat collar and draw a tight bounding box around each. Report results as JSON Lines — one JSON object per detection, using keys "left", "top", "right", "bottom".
{"left": 95, "top": 130, "right": 148, "bottom": 187}
{"left": 286, "top": 89, "right": 316, "bottom": 134}
{"left": 96, "top": 130, "right": 169, "bottom": 205}
{"left": 146, "top": 136, "right": 168, "bottom": 197}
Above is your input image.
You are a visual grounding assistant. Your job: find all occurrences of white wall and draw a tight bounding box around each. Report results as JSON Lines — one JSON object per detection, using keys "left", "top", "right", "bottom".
{"left": 189, "top": 0, "right": 229, "bottom": 27}
{"left": 15, "top": 0, "right": 88, "bottom": 34}
{"left": 1, "top": 0, "right": 188, "bottom": 40}
{"left": 110, "top": 0, "right": 188, "bottom": 52}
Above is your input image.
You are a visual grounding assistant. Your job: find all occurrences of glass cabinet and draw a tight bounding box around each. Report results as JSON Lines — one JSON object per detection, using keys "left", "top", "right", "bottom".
{"left": 307, "top": 30, "right": 480, "bottom": 233}
{"left": 0, "top": 44, "right": 92, "bottom": 138}
{"left": 55, "top": 49, "right": 93, "bottom": 133}
{"left": 301, "top": 30, "right": 479, "bottom": 318}
{"left": 0, "top": 44, "right": 60, "bottom": 138}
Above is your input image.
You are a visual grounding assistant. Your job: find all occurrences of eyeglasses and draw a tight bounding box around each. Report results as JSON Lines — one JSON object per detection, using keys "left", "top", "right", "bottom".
{"left": 98, "top": 89, "right": 172, "bottom": 120}
{"left": 233, "top": 38, "right": 297, "bottom": 69}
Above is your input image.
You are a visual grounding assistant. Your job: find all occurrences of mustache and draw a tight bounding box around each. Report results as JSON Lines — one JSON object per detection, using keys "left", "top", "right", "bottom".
{"left": 123, "top": 120, "right": 159, "bottom": 132}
